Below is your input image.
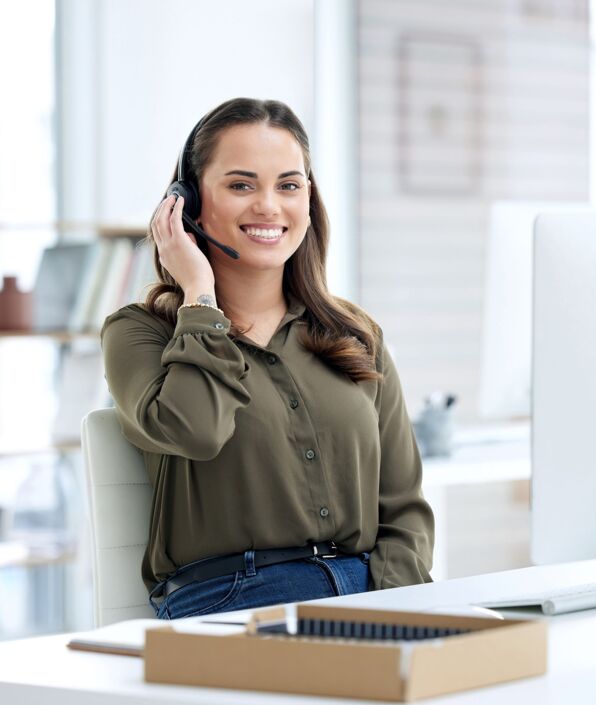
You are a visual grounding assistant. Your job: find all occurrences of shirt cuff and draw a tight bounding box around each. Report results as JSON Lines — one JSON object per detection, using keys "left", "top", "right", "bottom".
{"left": 174, "top": 305, "right": 232, "bottom": 336}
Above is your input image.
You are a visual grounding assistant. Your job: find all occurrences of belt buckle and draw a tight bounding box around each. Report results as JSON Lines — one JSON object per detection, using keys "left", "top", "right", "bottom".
{"left": 314, "top": 540, "right": 337, "bottom": 559}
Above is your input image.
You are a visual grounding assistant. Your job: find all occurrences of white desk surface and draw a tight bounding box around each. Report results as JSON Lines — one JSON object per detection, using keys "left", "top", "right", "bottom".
{"left": 422, "top": 423, "right": 530, "bottom": 488}
{"left": 1, "top": 559, "right": 595, "bottom": 704}
{"left": 419, "top": 426, "right": 531, "bottom": 580}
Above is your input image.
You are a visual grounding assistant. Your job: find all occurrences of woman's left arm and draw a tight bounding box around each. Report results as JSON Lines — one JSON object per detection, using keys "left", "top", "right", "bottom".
{"left": 369, "top": 342, "right": 435, "bottom": 590}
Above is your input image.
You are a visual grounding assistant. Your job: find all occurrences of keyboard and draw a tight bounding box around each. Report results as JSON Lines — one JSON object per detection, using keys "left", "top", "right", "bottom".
{"left": 478, "top": 583, "right": 596, "bottom": 615}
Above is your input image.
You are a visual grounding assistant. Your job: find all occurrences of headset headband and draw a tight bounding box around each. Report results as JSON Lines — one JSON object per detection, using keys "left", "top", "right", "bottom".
{"left": 178, "top": 114, "right": 210, "bottom": 182}
{"left": 168, "top": 110, "right": 241, "bottom": 260}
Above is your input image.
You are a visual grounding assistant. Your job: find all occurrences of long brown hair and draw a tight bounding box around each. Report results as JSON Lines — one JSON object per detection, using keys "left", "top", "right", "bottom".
{"left": 142, "top": 97, "right": 382, "bottom": 383}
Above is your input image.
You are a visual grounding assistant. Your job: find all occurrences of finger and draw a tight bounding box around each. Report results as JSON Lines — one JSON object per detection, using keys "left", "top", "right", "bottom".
{"left": 169, "top": 195, "right": 185, "bottom": 236}
{"left": 152, "top": 195, "right": 171, "bottom": 225}
{"left": 151, "top": 219, "right": 161, "bottom": 247}
{"left": 151, "top": 199, "right": 170, "bottom": 245}
{"left": 151, "top": 197, "right": 172, "bottom": 243}
{"left": 156, "top": 195, "right": 177, "bottom": 237}
{"left": 150, "top": 206, "right": 162, "bottom": 245}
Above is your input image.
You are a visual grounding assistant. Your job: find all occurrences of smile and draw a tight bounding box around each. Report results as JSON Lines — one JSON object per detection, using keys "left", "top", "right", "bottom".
{"left": 240, "top": 226, "right": 287, "bottom": 242}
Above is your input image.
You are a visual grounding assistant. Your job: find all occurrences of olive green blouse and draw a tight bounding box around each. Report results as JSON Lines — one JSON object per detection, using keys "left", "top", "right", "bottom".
{"left": 100, "top": 294, "right": 434, "bottom": 595}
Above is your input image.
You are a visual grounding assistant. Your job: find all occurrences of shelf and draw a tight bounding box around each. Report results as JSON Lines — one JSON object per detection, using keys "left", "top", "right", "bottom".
{"left": 0, "top": 540, "right": 77, "bottom": 569}
{"left": 0, "top": 441, "right": 81, "bottom": 458}
{"left": 0, "top": 221, "right": 147, "bottom": 237}
{"left": 98, "top": 226, "right": 147, "bottom": 238}
{"left": 0, "top": 330, "right": 100, "bottom": 342}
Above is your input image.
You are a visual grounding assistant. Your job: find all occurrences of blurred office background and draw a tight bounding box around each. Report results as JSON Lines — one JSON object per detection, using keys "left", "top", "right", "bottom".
{"left": 0, "top": 0, "right": 593, "bottom": 638}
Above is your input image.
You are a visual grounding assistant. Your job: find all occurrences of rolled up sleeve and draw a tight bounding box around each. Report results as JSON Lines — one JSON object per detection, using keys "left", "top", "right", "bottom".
{"left": 101, "top": 304, "right": 251, "bottom": 461}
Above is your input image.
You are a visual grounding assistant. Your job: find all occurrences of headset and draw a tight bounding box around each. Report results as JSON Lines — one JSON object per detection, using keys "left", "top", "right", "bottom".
{"left": 166, "top": 115, "right": 240, "bottom": 259}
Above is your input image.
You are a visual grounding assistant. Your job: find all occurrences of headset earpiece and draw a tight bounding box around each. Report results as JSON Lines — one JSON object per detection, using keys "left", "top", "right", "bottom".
{"left": 166, "top": 114, "right": 209, "bottom": 220}
{"left": 166, "top": 180, "right": 201, "bottom": 219}
{"left": 165, "top": 113, "right": 240, "bottom": 259}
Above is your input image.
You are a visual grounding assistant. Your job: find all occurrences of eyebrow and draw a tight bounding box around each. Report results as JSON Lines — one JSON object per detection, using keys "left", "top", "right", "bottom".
{"left": 224, "top": 169, "right": 305, "bottom": 179}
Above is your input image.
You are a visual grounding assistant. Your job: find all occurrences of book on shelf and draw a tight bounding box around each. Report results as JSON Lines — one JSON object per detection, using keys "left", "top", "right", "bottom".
{"left": 32, "top": 236, "right": 155, "bottom": 335}
{"left": 124, "top": 244, "right": 155, "bottom": 308}
{"left": 68, "top": 240, "right": 113, "bottom": 333}
{"left": 33, "top": 243, "right": 93, "bottom": 331}
{"left": 67, "top": 238, "right": 155, "bottom": 333}
{"left": 51, "top": 339, "right": 113, "bottom": 443}
{"left": 86, "top": 238, "right": 135, "bottom": 331}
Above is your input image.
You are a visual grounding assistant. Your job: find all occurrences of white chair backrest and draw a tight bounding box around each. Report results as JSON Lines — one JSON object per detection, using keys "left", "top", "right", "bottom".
{"left": 81, "top": 407, "right": 155, "bottom": 626}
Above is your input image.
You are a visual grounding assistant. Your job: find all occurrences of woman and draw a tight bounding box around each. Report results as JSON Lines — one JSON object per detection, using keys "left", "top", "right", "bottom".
{"left": 101, "top": 97, "right": 434, "bottom": 620}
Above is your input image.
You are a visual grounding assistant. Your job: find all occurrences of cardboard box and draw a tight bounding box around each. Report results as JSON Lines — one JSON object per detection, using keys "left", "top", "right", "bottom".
{"left": 144, "top": 603, "right": 547, "bottom": 701}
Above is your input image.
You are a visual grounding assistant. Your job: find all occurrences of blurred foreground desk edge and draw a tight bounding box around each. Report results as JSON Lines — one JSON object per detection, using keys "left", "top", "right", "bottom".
{"left": 0, "top": 559, "right": 595, "bottom": 705}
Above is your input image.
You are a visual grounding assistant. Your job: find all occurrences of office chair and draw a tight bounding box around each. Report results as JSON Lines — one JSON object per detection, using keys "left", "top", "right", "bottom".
{"left": 81, "top": 407, "right": 155, "bottom": 627}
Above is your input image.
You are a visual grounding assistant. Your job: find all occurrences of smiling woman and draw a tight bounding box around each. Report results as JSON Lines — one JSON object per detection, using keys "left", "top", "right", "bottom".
{"left": 197, "top": 122, "right": 311, "bottom": 276}
{"left": 100, "top": 97, "right": 435, "bottom": 620}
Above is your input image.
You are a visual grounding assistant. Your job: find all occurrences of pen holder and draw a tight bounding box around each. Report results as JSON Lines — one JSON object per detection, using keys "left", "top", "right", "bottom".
{"left": 413, "top": 404, "right": 455, "bottom": 458}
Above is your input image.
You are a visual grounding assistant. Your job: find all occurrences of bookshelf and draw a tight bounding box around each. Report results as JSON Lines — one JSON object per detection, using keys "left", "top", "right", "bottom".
{"left": 0, "top": 225, "right": 152, "bottom": 627}
{"left": 0, "top": 331, "right": 99, "bottom": 342}
{"left": 0, "top": 222, "right": 146, "bottom": 237}
{"left": 98, "top": 226, "right": 147, "bottom": 239}
{"left": 0, "top": 223, "right": 150, "bottom": 335}
{"left": 0, "top": 226, "right": 152, "bottom": 454}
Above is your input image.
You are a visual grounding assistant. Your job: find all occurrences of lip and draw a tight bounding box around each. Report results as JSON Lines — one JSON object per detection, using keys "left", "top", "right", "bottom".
{"left": 240, "top": 224, "right": 288, "bottom": 231}
{"left": 241, "top": 227, "right": 286, "bottom": 246}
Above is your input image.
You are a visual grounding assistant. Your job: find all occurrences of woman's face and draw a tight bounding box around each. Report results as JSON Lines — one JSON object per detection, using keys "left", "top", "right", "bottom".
{"left": 198, "top": 123, "right": 311, "bottom": 272}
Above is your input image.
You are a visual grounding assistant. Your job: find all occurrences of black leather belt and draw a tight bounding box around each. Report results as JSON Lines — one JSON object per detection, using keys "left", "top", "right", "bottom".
{"left": 162, "top": 541, "right": 339, "bottom": 599}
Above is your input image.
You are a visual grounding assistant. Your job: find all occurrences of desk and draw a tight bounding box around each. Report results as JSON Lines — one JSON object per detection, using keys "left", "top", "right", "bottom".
{"left": 422, "top": 427, "right": 530, "bottom": 580}
{"left": 0, "top": 559, "right": 595, "bottom": 704}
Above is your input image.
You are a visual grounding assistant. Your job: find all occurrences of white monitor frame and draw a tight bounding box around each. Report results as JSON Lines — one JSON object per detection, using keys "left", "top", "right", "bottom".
{"left": 479, "top": 201, "right": 590, "bottom": 420}
{"left": 531, "top": 212, "right": 596, "bottom": 565}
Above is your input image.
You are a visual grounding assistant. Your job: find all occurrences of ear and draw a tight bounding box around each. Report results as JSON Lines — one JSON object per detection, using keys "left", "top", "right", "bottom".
{"left": 307, "top": 179, "right": 311, "bottom": 198}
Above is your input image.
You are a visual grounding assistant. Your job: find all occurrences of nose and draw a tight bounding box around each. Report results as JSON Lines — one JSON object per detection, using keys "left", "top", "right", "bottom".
{"left": 251, "top": 188, "right": 281, "bottom": 217}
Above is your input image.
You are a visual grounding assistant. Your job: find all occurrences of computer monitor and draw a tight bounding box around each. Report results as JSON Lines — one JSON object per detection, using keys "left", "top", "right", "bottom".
{"left": 479, "top": 201, "right": 589, "bottom": 419}
{"left": 531, "top": 212, "right": 596, "bottom": 564}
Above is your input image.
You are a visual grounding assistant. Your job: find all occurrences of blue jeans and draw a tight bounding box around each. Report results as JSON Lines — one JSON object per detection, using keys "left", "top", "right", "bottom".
{"left": 151, "top": 550, "right": 372, "bottom": 620}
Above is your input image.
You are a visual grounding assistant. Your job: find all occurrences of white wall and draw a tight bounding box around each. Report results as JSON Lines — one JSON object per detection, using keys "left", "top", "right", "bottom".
{"left": 358, "top": 0, "right": 590, "bottom": 423}
{"left": 57, "top": 0, "right": 591, "bottom": 425}
{"left": 58, "top": 0, "right": 315, "bottom": 226}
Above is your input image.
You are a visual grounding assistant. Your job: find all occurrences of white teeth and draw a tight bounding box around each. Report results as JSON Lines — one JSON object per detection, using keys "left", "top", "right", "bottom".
{"left": 243, "top": 227, "right": 284, "bottom": 239}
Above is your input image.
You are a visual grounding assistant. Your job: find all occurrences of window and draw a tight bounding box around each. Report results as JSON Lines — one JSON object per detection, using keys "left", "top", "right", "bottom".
{"left": 0, "top": 0, "right": 57, "bottom": 288}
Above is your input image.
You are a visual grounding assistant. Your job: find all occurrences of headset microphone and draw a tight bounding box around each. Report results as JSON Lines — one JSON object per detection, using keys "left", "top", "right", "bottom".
{"left": 169, "top": 191, "right": 240, "bottom": 260}
{"left": 166, "top": 115, "right": 240, "bottom": 260}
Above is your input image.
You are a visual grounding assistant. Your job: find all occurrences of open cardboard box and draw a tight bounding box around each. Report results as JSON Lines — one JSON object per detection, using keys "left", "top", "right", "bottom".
{"left": 144, "top": 603, "right": 547, "bottom": 701}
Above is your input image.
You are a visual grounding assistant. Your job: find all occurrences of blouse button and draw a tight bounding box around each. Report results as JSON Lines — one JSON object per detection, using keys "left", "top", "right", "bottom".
{"left": 319, "top": 507, "right": 329, "bottom": 518}
{"left": 213, "top": 322, "right": 225, "bottom": 330}
{"left": 289, "top": 399, "right": 299, "bottom": 409}
{"left": 305, "top": 449, "right": 316, "bottom": 460}
{"left": 267, "top": 354, "right": 277, "bottom": 365}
